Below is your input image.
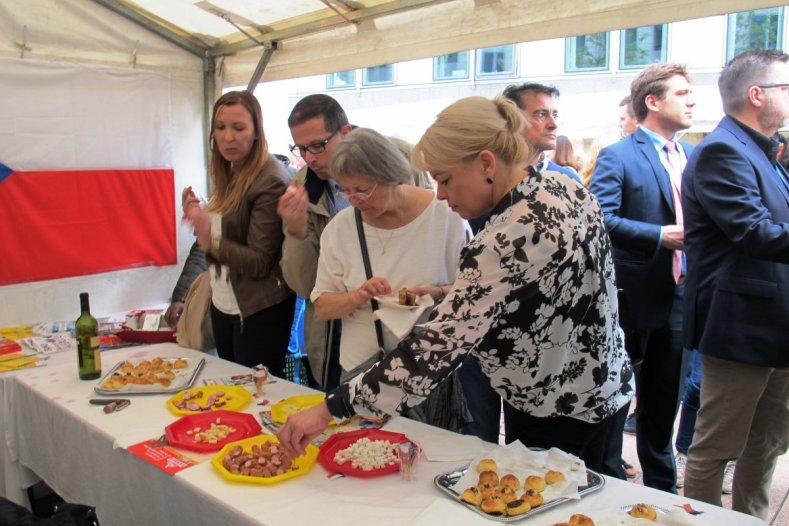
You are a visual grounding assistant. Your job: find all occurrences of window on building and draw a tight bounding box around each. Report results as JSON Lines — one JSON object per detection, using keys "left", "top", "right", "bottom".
{"left": 476, "top": 45, "right": 516, "bottom": 77}
{"left": 363, "top": 64, "right": 394, "bottom": 86}
{"left": 620, "top": 25, "right": 667, "bottom": 69}
{"left": 434, "top": 51, "right": 470, "bottom": 81}
{"left": 727, "top": 8, "right": 784, "bottom": 60}
{"left": 565, "top": 33, "right": 609, "bottom": 72}
{"left": 326, "top": 70, "right": 356, "bottom": 90}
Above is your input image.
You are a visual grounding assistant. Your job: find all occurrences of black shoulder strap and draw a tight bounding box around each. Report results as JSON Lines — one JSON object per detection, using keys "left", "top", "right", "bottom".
{"left": 354, "top": 208, "right": 385, "bottom": 351}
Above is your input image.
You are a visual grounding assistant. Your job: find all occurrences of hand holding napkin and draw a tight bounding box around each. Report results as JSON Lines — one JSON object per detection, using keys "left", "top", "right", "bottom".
{"left": 373, "top": 294, "right": 435, "bottom": 340}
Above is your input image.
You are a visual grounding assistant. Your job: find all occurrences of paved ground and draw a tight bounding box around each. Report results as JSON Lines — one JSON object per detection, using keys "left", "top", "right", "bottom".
{"left": 619, "top": 428, "right": 789, "bottom": 525}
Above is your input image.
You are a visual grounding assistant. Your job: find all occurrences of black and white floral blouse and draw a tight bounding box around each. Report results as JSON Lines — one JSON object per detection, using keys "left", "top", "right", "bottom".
{"left": 327, "top": 170, "right": 634, "bottom": 423}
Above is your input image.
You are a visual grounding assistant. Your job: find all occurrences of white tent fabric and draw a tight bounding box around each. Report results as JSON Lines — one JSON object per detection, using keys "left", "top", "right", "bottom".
{"left": 0, "top": 0, "right": 206, "bottom": 326}
{"left": 0, "top": 0, "right": 784, "bottom": 325}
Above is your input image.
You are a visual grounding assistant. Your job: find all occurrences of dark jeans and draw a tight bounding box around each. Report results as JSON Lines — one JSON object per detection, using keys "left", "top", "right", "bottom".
{"left": 457, "top": 357, "right": 501, "bottom": 443}
{"left": 211, "top": 295, "right": 296, "bottom": 377}
{"left": 626, "top": 284, "right": 688, "bottom": 493}
{"left": 507, "top": 404, "right": 629, "bottom": 479}
{"left": 675, "top": 349, "right": 702, "bottom": 455}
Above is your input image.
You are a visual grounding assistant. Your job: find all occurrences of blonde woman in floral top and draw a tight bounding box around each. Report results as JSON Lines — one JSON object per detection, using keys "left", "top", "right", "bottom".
{"left": 278, "top": 96, "right": 634, "bottom": 476}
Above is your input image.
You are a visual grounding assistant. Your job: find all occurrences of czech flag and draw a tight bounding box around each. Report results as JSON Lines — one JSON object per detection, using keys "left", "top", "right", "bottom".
{"left": 0, "top": 57, "right": 176, "bottom": 285}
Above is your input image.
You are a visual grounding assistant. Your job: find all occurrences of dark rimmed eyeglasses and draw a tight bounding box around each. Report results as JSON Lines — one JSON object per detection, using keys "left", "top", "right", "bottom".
{"left": 289, "top": 129, "right": 339, "bottom": 157}
{"left": 757, "top": 83, "right": 789, "bottom": 90}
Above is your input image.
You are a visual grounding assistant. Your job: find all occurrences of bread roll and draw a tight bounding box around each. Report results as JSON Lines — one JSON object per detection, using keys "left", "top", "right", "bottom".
{"left": 476, "top": 458, "right": 497, "bottom": 473}
{"left": 628, "top": 503, "right": 658, "bottom": 520}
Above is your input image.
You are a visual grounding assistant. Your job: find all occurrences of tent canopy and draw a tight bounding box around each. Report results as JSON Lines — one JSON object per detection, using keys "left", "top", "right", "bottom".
{"left": 93, "top": 0, "right": 785, "bottom": 88}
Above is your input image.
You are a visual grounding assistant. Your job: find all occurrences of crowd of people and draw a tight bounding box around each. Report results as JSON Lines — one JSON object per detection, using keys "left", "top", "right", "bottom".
{"left": 171, "top": 49, "right": 787, "bottom": 522}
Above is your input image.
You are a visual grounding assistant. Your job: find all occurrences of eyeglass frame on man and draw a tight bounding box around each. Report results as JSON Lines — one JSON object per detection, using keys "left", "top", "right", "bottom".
{"left": 289, "top": 129, "right": 340, "bottom": 157}
{"left": 757, "top": 83, "right": 789, "bottom": 90}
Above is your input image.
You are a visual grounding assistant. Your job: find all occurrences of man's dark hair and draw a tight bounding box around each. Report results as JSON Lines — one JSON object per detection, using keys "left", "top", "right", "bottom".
{"left": 619, "top": 94, "right": 635, "bottom": 118}
{"left": 287, "top": 94, "right": 349, "bottom": 133}
{"left": 719, "top": 49, "right": 789, "bottom": 114}
{"left": 502, "top": 82, "right": 560, "bottom": 110}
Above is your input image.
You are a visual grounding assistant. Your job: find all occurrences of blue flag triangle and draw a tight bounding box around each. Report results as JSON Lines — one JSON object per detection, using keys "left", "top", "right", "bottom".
{"left": 0, "top": 162, "right": 13, "bottom": 183}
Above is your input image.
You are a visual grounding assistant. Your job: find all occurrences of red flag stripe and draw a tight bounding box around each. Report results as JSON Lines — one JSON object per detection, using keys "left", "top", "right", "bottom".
{"left": 0, "top": 168, "right": 176, "bottom": 285}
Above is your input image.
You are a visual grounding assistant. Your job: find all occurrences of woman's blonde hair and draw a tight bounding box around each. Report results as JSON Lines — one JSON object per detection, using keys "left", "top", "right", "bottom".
{"left": 207, "top": 91, "right": 270, "bottom": 214}
{"left": 580, "top": 130, "right": 621, "bottom": 188}
{"left": 412, "top": 96, "right": 531, "bottom": 174}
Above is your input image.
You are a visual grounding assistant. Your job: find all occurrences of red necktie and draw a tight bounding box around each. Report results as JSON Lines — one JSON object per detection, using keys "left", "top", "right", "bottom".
{"left": 664, "top": 141, "right": 683, "bottom": 284}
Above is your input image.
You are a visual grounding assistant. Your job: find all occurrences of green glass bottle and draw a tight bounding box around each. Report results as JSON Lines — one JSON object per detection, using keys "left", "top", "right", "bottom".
{"left": 76, "top": 292, "right": 101, "bottom": 380}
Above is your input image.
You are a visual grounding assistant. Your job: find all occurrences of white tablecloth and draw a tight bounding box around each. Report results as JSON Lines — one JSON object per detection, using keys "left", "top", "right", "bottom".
{"left": 1, "top": 343, "right": 767, "bottom": 526}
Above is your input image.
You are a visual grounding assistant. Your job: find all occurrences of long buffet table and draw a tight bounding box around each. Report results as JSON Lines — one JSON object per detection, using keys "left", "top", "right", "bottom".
{"left": 0, "top": 344, "right": 767, "bottom": 525}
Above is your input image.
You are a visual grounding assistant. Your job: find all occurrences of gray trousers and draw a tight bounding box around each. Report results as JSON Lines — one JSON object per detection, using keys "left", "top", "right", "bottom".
{"left": 684, "top": 354, "right": 789, "bottom": 521}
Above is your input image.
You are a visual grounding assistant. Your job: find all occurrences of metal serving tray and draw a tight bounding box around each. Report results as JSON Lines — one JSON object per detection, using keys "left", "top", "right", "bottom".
{"left": 434, "top": 466, "right": 605, "bottom": 523}
{"left": 93, "top": 357, "right": 205, "bottom": 395}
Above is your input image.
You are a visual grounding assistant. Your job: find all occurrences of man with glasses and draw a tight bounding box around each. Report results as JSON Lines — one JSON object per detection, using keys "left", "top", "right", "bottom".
{"left": 503, "top": 82, "right": 582, "bottom": 183}
{"left": 589, "top": 63, "right": 696, "bottom": 490}
{"left": 277, "top": 94, "right": 353, "bottom": 391}
{"left": 682, "top": 49, "right": 789, "bottom": 520}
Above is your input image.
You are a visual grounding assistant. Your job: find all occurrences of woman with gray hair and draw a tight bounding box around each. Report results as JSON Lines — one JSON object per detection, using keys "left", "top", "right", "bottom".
{"left": 310, "top": 127, "right": 471, "bottom": 386}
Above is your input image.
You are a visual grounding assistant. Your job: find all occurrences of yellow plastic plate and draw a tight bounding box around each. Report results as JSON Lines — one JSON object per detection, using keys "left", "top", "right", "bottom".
{"left": 270, "top": 394, "right": 335, "bottom": 425}
{"left": 211, "top": 435, "right": 318, "bottom": 484}
{"left": 167, "top": 384, "right": 252, "bottom": 415}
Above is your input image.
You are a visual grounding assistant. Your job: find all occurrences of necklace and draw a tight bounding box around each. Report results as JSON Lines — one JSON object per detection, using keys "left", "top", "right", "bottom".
{"left": 372, "top": 225, "right": 396, "bottom": 255}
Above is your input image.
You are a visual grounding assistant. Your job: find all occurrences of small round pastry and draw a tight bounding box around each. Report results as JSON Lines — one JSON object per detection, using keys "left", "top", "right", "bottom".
{"left": 499, "top": 473, "right": 521, "bottom": 490}
{"left": 494, "top": 486, "right": 518, "bottom": 504}
{"left": 569, "top": 514, "right": 596, "bottom": 526}
{"left": 520, "top": 488, "right": 544, "bottom": 508}
{"left": 504, "top": 498, "right": 531, "bottom": 516}
{"left": 476, "top": 458, "right": 498, "bottom": 473}
{"left": 552, "top": 523, "right": 571, "bottom": 526}
{"left": 524, "top": 475, "right": 547, "bottom": 492}
{"left": 459, "top": 486, "right": 482, "bottom": 506}
{"left": 480, "top": 495, "right": 506, "bottom": 515}
{"left": 628, "top": 503, "right": 658, "bottom": 520}
{"left": 545, "top": 470, "right": 567, "bottom": 485}
{"left": 478, "top": 470, "right": 499, "bottom": 486}
{"left": 477, "top": 482, "right": 497, "bottom": 498}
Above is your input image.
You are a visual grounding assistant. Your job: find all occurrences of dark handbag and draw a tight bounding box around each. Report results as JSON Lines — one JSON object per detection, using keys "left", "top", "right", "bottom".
{"left": 0, "top": 497, "right": 99, "bottom": 526}
{"left": 352, "top": 209, "right": 471, "bottom": 432}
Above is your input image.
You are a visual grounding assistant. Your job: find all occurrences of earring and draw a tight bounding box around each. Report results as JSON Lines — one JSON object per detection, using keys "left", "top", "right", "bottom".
{"left": 486, "top": 177, "right": 494, "bottom": 184}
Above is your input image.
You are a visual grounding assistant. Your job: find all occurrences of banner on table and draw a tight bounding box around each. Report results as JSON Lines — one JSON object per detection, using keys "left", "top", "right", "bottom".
{"left": 0, "top": 57, "right": 175, "bottom": 285}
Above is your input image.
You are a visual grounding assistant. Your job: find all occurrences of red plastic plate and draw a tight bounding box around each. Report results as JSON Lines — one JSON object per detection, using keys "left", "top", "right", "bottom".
{"left": 165, "top": 410, "right": 262, "bottom": 453}
{"left": 117, "top": 327, "right": 177, "bottom": 344}
{"left": 318, "top": 428, "right": 409, "bottom": 478}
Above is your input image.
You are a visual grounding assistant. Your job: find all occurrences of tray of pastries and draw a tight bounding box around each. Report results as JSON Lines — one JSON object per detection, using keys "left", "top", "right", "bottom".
{"left": 94, "top": 357, "right": 204, "bottom": 395}
{"left": 434, "top": 454, "right": 604, "bottom": 522}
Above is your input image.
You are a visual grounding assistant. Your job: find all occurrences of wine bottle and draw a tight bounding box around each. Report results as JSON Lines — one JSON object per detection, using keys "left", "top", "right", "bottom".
{"left": 76, "top": 292, "right": 101, "bottom": 380}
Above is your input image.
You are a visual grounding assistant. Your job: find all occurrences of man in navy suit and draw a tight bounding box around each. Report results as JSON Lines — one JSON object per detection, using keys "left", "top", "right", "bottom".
{"left": 589, "top": 63, "right": 695, "bottom": 492}
{"left": 503, "top": 82, "right": 582, "bottom": 184}
{"left": 682, "top": 49, "right": 789, "bottom": 521}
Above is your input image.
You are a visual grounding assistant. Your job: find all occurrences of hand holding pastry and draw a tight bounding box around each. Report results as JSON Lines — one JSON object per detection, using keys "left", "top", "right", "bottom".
{"left": 277, "top": 183, "right": 309, "bottom": 240}
{"left": 276, "top": 401, "right": 333, "bottom": 458}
